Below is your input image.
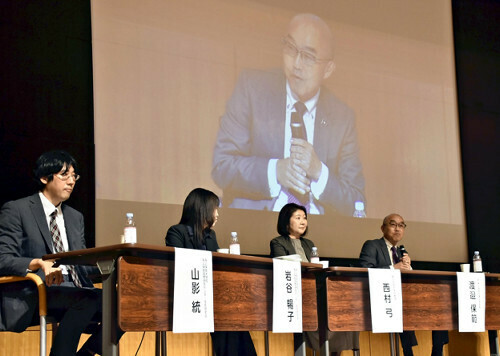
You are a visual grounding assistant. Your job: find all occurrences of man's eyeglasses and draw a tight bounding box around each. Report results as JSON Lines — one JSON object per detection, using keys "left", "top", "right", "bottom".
{"left": 55, "top": 173, "right": 80, "bottom": 182}
{"left": 282, "top": 37, "right": 331, "bottom": 67}
{"left": 388, "top": 221, "right": 407, "bottom": 229}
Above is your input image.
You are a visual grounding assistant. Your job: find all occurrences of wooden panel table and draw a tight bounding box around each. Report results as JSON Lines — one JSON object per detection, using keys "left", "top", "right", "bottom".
{"left": 44, "top": 244, "right": 318, "bottom": 356}
{"left": 323, "top": 267, "right": 500, "bottom": 331}
{"left": 315, "top": 267, "right": 500, "bottom": 355}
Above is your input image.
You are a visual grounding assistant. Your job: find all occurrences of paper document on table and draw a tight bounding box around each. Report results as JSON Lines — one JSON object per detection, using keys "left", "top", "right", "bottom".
{"left": 274, "top": 254, "right": 302, "bottom": 262}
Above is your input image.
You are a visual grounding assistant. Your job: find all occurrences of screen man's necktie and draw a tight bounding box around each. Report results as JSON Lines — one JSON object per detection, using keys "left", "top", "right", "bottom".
{"left": 287, "top": 101, "right": 310, "bottom": 210}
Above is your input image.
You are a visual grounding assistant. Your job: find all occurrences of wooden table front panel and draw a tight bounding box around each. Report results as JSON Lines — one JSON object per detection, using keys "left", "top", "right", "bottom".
{"left": 326, "top": 274, "right": 371, "bottom": 331}
{"left": 485, "top": 280, "right": 500, "bottom": 329}
{"left": 118, "top": 255, "right": 317, "bottom": 331}
{"left": 118, "top": 256, "right": 173, "bottom": 331}
{"left": 401, "top": 277, "right": 457, "bottom": 330}
{"left": 326, "top": 271, "right": 500, "bottom": 331}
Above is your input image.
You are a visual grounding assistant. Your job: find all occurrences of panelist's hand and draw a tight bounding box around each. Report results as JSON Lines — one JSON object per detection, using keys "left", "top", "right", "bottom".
{"left": 394, "top": 254, "right": 412, "bottom": 270}
{"left": 45, "top": 267, "right": 63, "bottom": 286}
{"left": 277, "top": 157, "right": 311, "bottom": 195}
{"left": 290, "top": 139, "right": 322, "bottom": 180}
{"left": 30, "top": 258, "right": 64, "bottom": 286}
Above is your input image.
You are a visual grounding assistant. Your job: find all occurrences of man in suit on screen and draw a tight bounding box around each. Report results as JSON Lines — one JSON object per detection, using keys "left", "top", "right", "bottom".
{"left": 212, "top": 13, "right": 365, "bottom": 216}
{"left": 359, "top": 213, "right": 449, "bottom": 356}
{"left": 0, "top": 150, "right": 118, "bottom": 355}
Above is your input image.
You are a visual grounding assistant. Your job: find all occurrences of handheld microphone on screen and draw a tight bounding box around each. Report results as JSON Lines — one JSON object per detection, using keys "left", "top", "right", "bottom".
{"left": 291, "top": 112, "right": 306, "bottom": 140}
{"left": 290, "top": 112, "right": 309, "bottom": 204}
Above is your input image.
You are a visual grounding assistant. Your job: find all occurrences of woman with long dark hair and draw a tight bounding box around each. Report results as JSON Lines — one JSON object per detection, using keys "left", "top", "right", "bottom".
{"left": 165, "top": 188, "right": 256, "bottom": 356}
{"left": 166, "top": 187, "right": 220, "bottom": 250}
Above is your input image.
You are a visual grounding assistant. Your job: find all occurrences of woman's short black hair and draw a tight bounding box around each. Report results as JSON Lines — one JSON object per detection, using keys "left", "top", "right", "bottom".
{"left": 33, "top": 150, "right": 78, "bottom": 189}
{"left": 277, "top": 203, "right": 308, "bottom": 237}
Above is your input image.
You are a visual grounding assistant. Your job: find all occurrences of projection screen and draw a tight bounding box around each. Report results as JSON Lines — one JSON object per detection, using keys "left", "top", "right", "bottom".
{"left": 92, "top": 0, "right": 467, "bottom": 262}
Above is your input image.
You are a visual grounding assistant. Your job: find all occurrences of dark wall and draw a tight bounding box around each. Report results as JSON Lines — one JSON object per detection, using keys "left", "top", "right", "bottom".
{"left": 0, "top": 0, "right": 95, "bottom": 245}
{"left": 452, "top": 0, "right": 500, "bottom": 272}
{"left": 0, "top": 0, "right": 498, "bottom": 269}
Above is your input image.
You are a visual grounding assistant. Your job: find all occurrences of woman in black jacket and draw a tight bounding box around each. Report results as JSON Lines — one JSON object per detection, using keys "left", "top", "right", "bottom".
{"left": 165, "top": 187, "right": 257, "bottom": 356}
{"left": 270, "top": 203, "right": 359, "bottom": 356}
{"left": 270, "top": 203, "right": 314, "bottom": 261}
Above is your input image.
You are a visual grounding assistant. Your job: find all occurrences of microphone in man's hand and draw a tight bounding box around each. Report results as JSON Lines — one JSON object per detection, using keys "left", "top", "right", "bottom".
{"left": 289, "top": 113, "right": 308, "bottom": 203}
{"left": 291, "top": 123, "right": 306, "bottom": 139}
{"left": 399, "top": 245, "right": 408, "bottom": 259}
{"left": 291, "top": 112, "right": 306, "bottom": 140}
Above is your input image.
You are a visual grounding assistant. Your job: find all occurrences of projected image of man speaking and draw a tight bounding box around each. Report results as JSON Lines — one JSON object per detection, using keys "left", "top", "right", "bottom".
{"left": 212, "top": 13, "right": 365, "bottom": 216}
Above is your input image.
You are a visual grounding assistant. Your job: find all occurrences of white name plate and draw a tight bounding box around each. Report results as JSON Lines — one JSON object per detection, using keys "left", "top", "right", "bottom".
{"left": 272, "top": 258, "right": 303, "bottom": 332}
{"left": 457, "top": 272, "right": 485, "bottom": 332}
{"left": 368, "top": 268, "right": 403, "bottom": 333}
{"left": 173, "top": 247, "right": 214, "bottom": 333}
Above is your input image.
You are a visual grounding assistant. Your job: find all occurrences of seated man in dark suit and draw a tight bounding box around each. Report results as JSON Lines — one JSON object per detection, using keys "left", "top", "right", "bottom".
{"left": 212, "top": 13, "right": 365, "bottom": 216}
{"left": 359, "top": 213, "right": 449, "bottom": 356}
{"left": 0, "top": 150, "right": 118, "bottom": 355}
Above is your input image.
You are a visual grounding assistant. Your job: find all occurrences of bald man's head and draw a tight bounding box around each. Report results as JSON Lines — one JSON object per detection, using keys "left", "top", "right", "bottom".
{"left": 282, "top": 13, "right": 336, "bottom": 102}
{"left": 381, "top": 213, "right": 406, "bottom": 246}
{"left": 287, "top": 13, "right": 334, "bottom": 58}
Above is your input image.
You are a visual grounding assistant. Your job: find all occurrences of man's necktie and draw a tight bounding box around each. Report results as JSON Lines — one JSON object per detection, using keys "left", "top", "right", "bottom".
{"left": 50, "top": 210, "right": 83, "bottom": 288}
{"left": 286, "top": 101, "right": 310, "bottom": 211}
{"left": 391, "top": 246, "right": 400, "bottom": 265}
